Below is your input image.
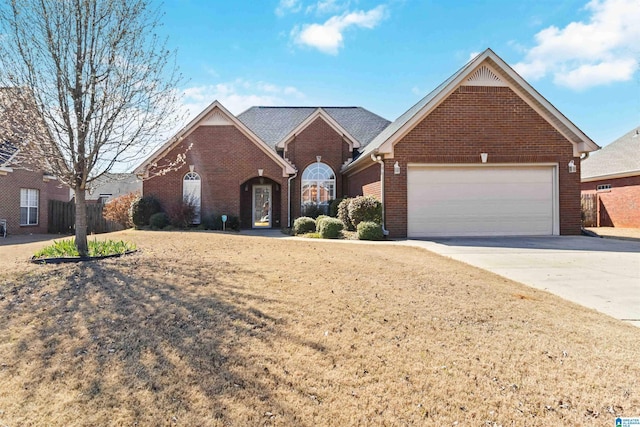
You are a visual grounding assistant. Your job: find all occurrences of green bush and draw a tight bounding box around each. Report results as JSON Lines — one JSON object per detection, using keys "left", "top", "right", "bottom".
{"left": 329, "top": 198, "right": 344, "bottom": 217}
{"left": 129, "top": 195, "right": 162, "bottom": 229}
{"left": 315, "top": 215, "right": 330, "bottom": 232}
{"left": 357, "top": 221, "right": 384, "bottom": 241}
{"left": 293, "top": 216, "right": 316, "bottom": 235}
{"left": 319, "top": 217, "right": 343, "bottom": 239}
{"left": 149, "top": 212, "right": 170, "bottom": 229}
{"left": 348, "top": 195, "right": 382, "bottom": 228}
{"left": 301, "top": 203, "right": 322, "bottom": 219}
{"left": 337, "top": 198, "right": 353, "bottom": 231}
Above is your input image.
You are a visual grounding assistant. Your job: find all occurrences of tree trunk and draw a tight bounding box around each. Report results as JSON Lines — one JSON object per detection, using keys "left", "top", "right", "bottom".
{"left": 75, "top": 188, "right": 89, "bottom": 257}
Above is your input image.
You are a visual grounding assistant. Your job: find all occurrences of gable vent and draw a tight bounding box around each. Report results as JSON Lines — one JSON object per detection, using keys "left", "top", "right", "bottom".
{"left": 202, "top": 109, "right": 233, "bottom": 126}
{"left": 463, "top": 65, "right": 507, "bottom": 87}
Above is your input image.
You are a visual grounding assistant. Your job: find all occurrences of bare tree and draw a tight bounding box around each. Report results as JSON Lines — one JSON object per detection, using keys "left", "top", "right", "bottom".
{"left": 0, "top": 0, "right": 183, "bottom": 256}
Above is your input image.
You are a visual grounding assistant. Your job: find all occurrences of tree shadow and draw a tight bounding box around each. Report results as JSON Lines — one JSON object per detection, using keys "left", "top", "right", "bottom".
{"left": 2, "top": 252, "right": 326, "bottom": 425}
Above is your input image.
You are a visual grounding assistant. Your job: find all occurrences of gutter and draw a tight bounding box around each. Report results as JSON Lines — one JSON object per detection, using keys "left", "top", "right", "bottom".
{"left": 370, "top": 154, "right": 390, "bottom": 236}
{"left": 287, "top": 172, "right": 298, "bottom": 228}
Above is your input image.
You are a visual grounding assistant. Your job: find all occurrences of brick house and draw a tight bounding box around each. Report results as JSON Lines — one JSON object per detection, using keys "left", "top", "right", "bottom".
{"left": 0, "top": 89, "right": 69, "bottom": 236}
{"left": 581, "top": 126, "right": 640, "bottom": 228}
{"left": 0, "top": 142, "right": 69, "bottom": 235}
{"left": 136, "top": 49, "right": 599, "bottom": 237}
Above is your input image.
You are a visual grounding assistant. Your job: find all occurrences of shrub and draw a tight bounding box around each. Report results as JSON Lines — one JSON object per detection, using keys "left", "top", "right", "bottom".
{"left": 201, "top": 213, "right": 217, "bottom": 230}
{"left": 357, "top": 221, "right": 384, "bottom": 241}
{"left": 301, "top": 203, "right": 322, "bottom": 219}
{"left": 149, "top": 212, "right": 170, "bottom": 230}
{"left": 337, "top": 198, "right": 353, "bottom": 231}
{"left": 348, "top": 195, "right": 382, "bottom": 228}
{"left": 293, "top": 216, "right": 316, "bottom": 235}
{"left": 329, "top": 198, "right": 344, "bottom": 217}
{"left": 319, "top": 217, "right": 343, "bottom": 239}
{"left": 167, "top": 198, "right": 197, "bottom": 228}
{"left": 129, "top": 195, "right": 162, "bottom": 229}
{"left": 315, "top": 215, "right": 330, "bottom": 232}
{"left": 102, "top": 192, "right": 138, "bottom": 228}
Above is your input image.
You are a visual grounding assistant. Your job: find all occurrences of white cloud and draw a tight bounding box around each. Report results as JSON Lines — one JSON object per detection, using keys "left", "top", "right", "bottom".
{"left": 291, "top": 5, "right": 386, "bottom": 55}
{"left": 514, "top": 0, "right": 640, "bottom": 90}
{"left": 181, "top": 80, "right": 305, "bottom": 120}
{"left": 276, "top": 0, "right": 302, "bottom": 17}
{"left": 468, "top": 51, "right": 481, "bottom": 62}
{"left": 305, "top": 0, "right": 349, "bottom": 15}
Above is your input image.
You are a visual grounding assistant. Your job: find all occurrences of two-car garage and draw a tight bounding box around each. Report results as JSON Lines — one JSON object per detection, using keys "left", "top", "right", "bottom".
{"left": 407, "top": 165, "right": 558, "bottom": 238}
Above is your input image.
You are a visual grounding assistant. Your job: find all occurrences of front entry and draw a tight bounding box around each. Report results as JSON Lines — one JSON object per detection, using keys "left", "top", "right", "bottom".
{"left": 252, "top": 184, "right": 272, "bottom": 228}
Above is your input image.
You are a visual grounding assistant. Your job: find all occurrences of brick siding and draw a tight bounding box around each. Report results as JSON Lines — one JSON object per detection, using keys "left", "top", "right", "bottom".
{"left": 581, "top": 175, "right": 640, "bottom": 227}
{"left": 284, "top": 117, "right": 352, "bottom": 218}
{"left": 347, "top": 85, "right": 581, "bottom": 237}
{"left": 144, "top": 125, "right": 289, "bottom": 229}
{"left": 0, "top": 168, "right": 69, "bottom": 235}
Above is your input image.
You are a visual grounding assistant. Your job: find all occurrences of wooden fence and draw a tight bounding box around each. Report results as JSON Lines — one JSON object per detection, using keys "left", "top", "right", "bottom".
{"left": 48, "top": 200, "right": 123, "bottom": 234}
{"left": 581, "top": 193, "right": 597, "bottom": 227}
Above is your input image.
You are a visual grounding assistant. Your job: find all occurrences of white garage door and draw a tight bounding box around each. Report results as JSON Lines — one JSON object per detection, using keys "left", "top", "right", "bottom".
{"left": 407, "top": 165, "right": 556, "bottom": 237}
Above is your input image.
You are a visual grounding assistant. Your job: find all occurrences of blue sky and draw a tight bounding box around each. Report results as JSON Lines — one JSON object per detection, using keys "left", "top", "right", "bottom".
{"left": 160, "top": 0, "right": 639, "bottom": 146}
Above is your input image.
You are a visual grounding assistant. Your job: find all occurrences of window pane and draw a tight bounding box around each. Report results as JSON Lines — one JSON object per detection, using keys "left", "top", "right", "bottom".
{"left": 29, "top": 207, "right": 38, "bottom": 225}
{"left": 20, "top": 207, "right": 28, "bottom": 225}
{"left": 301, "top": 184, "right": 316, "bottom": 204}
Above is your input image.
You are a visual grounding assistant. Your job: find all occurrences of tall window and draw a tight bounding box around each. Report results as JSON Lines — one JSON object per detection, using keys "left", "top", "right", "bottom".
{"left": 301, "top": 162, "right": 335, "bottom": 211}
{"left": 20, "top": 188, "right": 39, "bottom": 225}
{"left": 183, "top": 172, "right": 201, "bottom": 224}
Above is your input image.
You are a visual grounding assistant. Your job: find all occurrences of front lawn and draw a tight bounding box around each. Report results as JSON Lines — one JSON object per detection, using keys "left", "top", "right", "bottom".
{"left": 0, "top": 230, "right": 638, "bottom": 425}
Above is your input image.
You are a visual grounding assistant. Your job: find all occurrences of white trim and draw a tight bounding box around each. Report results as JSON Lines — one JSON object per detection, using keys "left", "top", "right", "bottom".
{"left": 406, "top": 163, "right": 560, "bottom": 236}
{"left": 581, "top": 170, "right": 640, "bottom": 182}
{"left": 278, "top": 108, "right": 360, "bottom": 152}
{"left": 0, "top": 166, "right": 14, "bottom": 175}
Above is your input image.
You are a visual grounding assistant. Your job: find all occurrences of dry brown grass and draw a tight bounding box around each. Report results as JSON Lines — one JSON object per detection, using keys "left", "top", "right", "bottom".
{"left": 0, "top": 230, "right": 638, "bottom": 426}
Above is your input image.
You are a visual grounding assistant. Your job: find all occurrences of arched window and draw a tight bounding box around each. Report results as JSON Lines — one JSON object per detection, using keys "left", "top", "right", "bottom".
{"left": 183, "top": 171, "right": 201, "bottom": 224}
{"left": 301, "top": 162, "right": 335, "bottom": 211}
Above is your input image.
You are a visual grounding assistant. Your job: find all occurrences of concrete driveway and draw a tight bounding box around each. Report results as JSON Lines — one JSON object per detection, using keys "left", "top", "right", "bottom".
{"left": 402, "top": 236, "right": 640, "bottom": 327}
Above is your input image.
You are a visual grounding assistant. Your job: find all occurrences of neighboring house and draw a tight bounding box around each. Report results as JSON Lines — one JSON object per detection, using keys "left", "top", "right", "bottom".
{"left": 0, "top": 88, "right": 70, "bottom": 236}
{"left": 72, "top": 173, "right": 142, "bottom": 203}
{"left": 135, "top": 49, "right": 599, "bottom": 237}
{"left": 0, "top": 139, "right": 69, "bottom": 236}
{"left": 581, "top": 127, "right": 640, "bottom": 228}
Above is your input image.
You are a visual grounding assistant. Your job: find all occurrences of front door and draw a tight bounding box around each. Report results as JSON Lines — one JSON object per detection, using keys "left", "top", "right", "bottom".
{"left": 252, "top": 185, "right": 272, "bottom": 228}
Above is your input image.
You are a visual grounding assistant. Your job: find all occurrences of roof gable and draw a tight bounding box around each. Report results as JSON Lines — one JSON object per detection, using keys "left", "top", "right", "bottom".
{"left": 581, "top": 126, "right": 640, "bottom": 181}
{"left": 347, "top": 48, "right": 599, "bottom": 172}
{"left": 134, "top": 101, "right": 296, "bottom": 177}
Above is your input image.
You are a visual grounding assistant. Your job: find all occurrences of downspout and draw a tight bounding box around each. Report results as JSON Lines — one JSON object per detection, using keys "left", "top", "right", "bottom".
{"left": 287, "top": 172, "right": 298, "bottom": 228}
{"left": 371, "top": 154, "right": 390, "bottom": 236}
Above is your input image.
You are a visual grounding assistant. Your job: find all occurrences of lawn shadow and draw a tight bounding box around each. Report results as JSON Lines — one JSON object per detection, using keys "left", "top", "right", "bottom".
{"left": 3, "top": 252, "right": 324, "bottom": 425}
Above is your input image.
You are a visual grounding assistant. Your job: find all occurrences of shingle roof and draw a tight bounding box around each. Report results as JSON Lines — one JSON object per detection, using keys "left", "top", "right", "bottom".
{"left": 581, "top": 126, "right": 640, "bottom": 180}
{"left": 0, "top": 140, "right": 18, "bottom": 165}
{"left": 237, "top": 106, "right": 390, "bottom": 149}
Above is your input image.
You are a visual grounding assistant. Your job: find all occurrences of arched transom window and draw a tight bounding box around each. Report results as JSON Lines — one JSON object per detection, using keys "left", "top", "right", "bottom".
{"left": 301, "top": 162, "right": 335, "bottom": 208}
{"left": 183, "top": 171, "right": 201, "bottom": 224}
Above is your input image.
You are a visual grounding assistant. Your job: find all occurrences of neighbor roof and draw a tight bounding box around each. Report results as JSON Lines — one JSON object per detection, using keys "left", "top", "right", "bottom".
{"left": 237, "top": 106, "right": 390, "bottom": 149}
{"left": 581, "top": 126, "right": 640, "bottom": 181}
